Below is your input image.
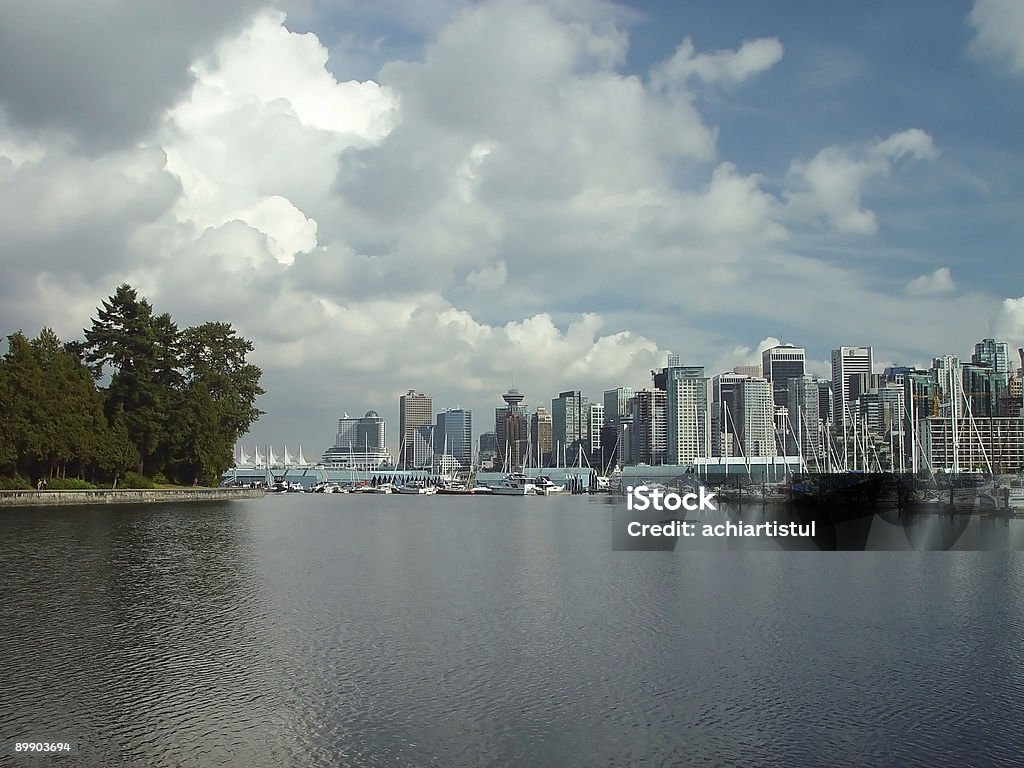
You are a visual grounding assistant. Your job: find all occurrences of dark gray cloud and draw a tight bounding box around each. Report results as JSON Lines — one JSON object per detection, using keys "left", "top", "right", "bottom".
{"left": 0, "top": 0, "right": 269, "bottom": 150}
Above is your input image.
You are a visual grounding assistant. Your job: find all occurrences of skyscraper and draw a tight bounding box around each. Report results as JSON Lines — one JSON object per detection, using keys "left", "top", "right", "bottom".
{"left": 972, "top": 338, "right": 1011, "bottom": 375}
{"left": 585, "top": 401, "right": 604, "bottom": 464}
{"left": 630, "top": 389, "right": 667, "bottom": 465}
{"left": 551, "top": 390, "right": 586, "bottom": 460}
{"left": 320, "top": 410, "right": 391, "bottom": 469}
{"left": 495, "top": 388, "right": 529, "bottom": 470}
{"left": 711, "top": 372, "right": 744, "bottom": 457}
{"left": 762, "top": 344, "right": 806, "bottom": 408}
{"left": 817, "top": 380, "right": 833, "bottom": 425}
{"left": 664, "top": 365, "right": 709, "bottom": 465}
{"left": 787, "top": 375, "right": 821, "bottom": 467}
{"left": 399, "top": 390, "right": 432, "bottom": 468}
{"left": 831, "top": 346, "right": 873, "bottom": 441}
{"left": 734, "top": 377, "right": 775, "bottom": 458}
{"left": 436, "top": 408, "right": 473, "bottom": 468}
{"left": 530, "top": 407, "right": 553, "bottom": 466}
{"left": 603, "top": 387, "right": 635, "bottom": 427}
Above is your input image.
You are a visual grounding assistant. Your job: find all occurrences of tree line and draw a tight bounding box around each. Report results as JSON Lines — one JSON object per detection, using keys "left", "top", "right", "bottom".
{"left": 0, "top": 284, "right": 264, "bottom": 488}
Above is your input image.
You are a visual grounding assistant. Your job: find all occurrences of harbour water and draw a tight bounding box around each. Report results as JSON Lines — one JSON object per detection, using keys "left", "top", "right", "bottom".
{"left": 3, "top": 495, "right": 1024, "bottom": 766}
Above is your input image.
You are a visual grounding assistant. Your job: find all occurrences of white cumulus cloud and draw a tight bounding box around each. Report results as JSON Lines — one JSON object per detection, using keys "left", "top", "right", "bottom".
{"left": 906, "top": 267, "right": 956, "bottom": 295}
{"left": 784, "top": 129, "right": 938, "bottom": 235}
{"left": 968, "top": 0, "right": 1024, "bottom": 74}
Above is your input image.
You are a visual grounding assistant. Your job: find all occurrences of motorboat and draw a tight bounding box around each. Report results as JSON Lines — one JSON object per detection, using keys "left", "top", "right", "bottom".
{"left": 490, "top": 473, "right": 537, "bottom": 496}
{"left": 396, "top": 480, "right": 438, "bottom": 495}
{"left": 533, "top": 475, "right": 566, "bottom": 495}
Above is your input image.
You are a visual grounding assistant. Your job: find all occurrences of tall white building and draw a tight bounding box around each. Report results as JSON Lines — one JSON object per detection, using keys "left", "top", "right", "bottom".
{"left": 735, "top": 377, "right": 776, "bottom": 458}
{"left": 831, "top": 346, "right": 873, "bottom": 442}
{"left": 666, "top": 366, "right": 709, "bottom": 465}
{"left": 585, "top": 402, "right": 604, "bottom": 464}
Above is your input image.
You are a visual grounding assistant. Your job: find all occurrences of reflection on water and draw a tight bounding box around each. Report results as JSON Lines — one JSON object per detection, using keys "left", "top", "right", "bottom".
{"left": 2, "top": 496, "right": 1024, "bottom": 766}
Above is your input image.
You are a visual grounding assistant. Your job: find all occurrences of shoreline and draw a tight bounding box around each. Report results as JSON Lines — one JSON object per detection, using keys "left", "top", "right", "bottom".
{"left": 0, "top": 487, "right": 265, "bottom": 507}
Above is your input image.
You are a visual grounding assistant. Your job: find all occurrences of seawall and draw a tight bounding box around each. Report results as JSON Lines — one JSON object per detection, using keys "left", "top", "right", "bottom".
{"left": 0, "top": 487, "right": 265, "bottom": 507}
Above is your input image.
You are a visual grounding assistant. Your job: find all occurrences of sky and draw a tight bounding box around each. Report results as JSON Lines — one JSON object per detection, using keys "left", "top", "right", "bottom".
{"left": 2, "top": 0, "right": 1024, "bottom": 458}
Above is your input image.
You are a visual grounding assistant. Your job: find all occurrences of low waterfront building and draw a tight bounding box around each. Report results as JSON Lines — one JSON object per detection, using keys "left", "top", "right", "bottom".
{"left": 916, "top": 416, "right": 1024, "bottom": 473}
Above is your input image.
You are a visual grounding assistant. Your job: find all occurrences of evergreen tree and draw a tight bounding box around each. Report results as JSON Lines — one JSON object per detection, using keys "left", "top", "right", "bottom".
{"left": 1, "top": 331, "right": 47, "bottom": 477}
{"left": 2, "top": 285, "right": 264, "bottom": 486}
{"left": 179, "top": 321, "right": 265, "bottom": 482}
{"left": 83, "top": 284, "right": 180, "bottom": 474}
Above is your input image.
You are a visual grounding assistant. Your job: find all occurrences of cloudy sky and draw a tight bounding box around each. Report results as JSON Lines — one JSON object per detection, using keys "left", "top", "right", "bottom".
{"left": 2, "top": 0, "right": 1024, "bottom": 457}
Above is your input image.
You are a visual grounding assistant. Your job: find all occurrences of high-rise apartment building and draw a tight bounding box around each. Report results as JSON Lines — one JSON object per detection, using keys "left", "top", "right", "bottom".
{"left": 972, "top": 338, "right": 1011, "bottom": 375}
{"left": 786, "top": 376, "right": 821, "bottom": 468}
{"left": 665, "top": 365, "right": 709, "bottom": 465}
{"left": 530, "top": 407, "right": 553, "bottom": 467}
{"left": 399, "top": 390, "right": 432, "bottom": 468}
{"left": 552, "top": 390, "right": 586, "bottom": 459}
{"left": 630, "top": 389, "right": 667, "bottom": 466}
{"left": 585, "top": 402, "right": 604, "bottom": 462}
{"left": 734, "top": 377, "right": 775, "bottom": 458}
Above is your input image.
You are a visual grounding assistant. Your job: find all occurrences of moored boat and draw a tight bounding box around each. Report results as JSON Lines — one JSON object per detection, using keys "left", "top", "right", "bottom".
{"left": 533, "top": 475, "right": 566, "bottom": 495}
{"left": 489, "top": 473, "right": 536, "bottom": 496}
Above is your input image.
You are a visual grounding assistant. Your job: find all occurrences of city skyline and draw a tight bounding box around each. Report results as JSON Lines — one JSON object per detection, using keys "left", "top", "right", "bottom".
{"left": 294, "top": 332, "right": 1022, "bottom": 466}
{"left": 2, "top": 2, "right": 1024, "bottom": 452}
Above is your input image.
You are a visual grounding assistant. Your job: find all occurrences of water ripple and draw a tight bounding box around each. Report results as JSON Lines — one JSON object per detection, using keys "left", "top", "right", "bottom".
{"left": 2, "top": 499, "right": 1024, "bottom": 766}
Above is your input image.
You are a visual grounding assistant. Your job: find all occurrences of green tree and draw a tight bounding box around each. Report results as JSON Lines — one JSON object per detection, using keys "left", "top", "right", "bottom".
{"left": 92, "top": 415, "right": 140, "bottom": 489}
{"left": 83, "top": 284, "right": 180, "bottom": 474}
{"left": 1, "top": 331, "right": 47, "bottom": 478}
{"left": 178, "top": 321, "right": 264, "bottom": 482}
{"left": 0, "top": 352, "right": 18, "bottom": 474}
{"left": 172, "top": 383, "right": 229, "bottom": 486}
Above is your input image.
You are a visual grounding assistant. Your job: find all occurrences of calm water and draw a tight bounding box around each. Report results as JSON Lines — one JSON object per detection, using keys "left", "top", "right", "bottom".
{"left": 2, "top": 495, "right": 1024, "bottom": 767}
